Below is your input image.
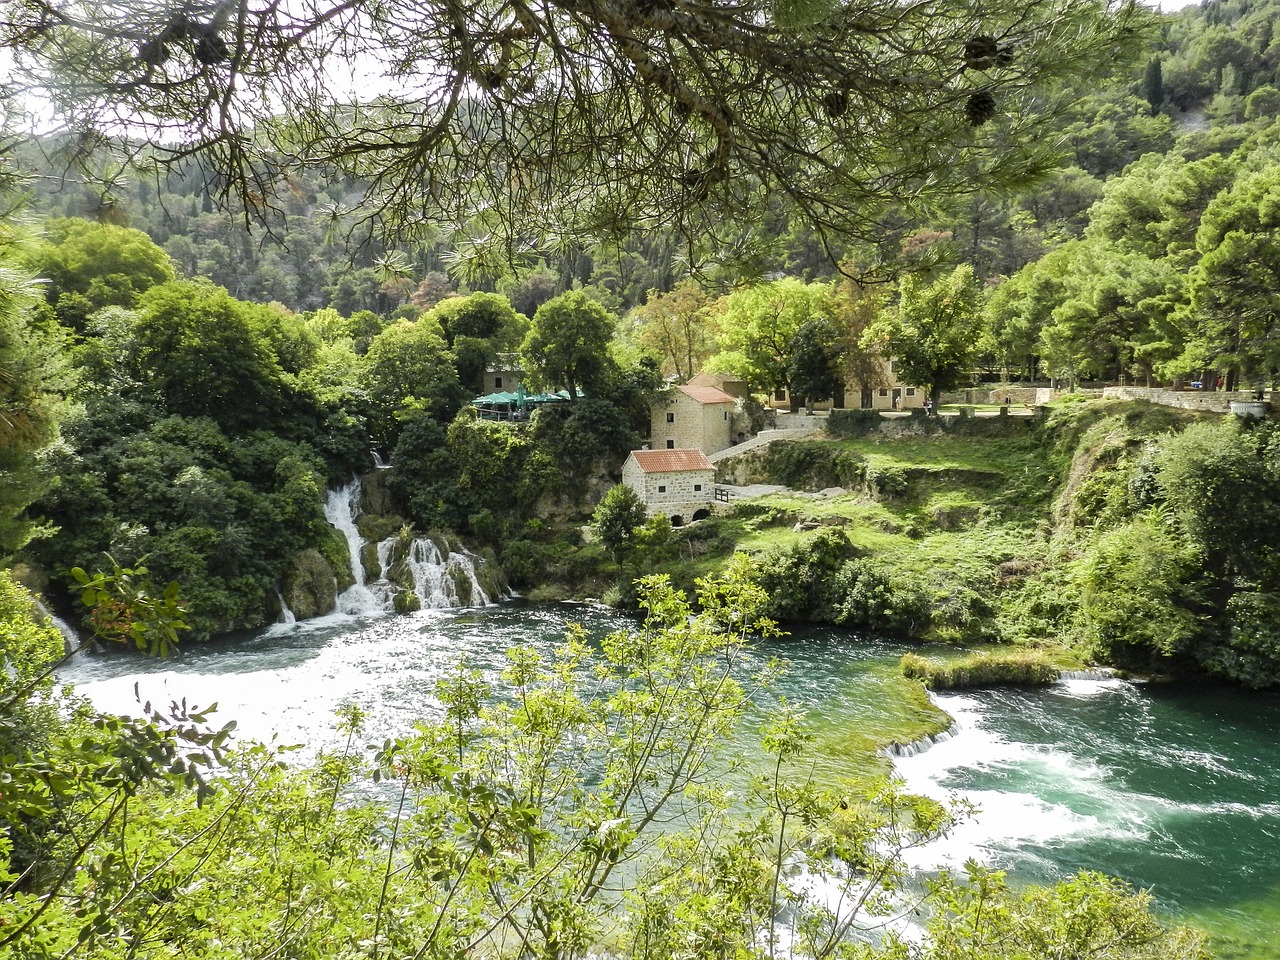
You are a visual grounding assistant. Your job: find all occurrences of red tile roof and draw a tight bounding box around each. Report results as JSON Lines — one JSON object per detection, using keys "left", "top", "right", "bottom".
{"left": 630, "top": 449, "right": 714, "bottom": 473}
{"left": 677, "top": 385, "right": 737, "bottom": 405}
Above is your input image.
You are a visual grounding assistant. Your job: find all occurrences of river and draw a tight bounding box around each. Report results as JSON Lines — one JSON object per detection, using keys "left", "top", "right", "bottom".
{"left": 58, "top": 603, "right": 1280, "bottom": 960}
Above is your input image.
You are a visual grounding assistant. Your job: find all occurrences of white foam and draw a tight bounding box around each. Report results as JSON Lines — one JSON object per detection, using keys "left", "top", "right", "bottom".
{"left": 895, "top": 692, "right": 1147, "bottom": 871}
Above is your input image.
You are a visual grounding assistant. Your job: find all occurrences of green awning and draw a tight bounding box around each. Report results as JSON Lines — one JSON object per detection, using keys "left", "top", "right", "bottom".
{"left": 470, "top": 390, "right": 572, "bottom": 406}
{"left": 471, "top": 391, "right": 521, "bottom": 404}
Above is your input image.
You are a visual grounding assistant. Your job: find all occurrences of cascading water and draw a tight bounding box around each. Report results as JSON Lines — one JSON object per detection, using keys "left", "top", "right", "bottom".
{"left": 324, "top": 480, "right": 387, "bottom": 615}
{"left": 275, "top": 588, "right": 297, "bottom": 624}
{"left": 323, "top": 477, "right": 497, "bottom": 615}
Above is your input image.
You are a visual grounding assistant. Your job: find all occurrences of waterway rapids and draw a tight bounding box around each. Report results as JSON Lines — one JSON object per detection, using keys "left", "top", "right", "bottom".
{"left": 57, "top": 605, "right": 1280, "bottom": 959}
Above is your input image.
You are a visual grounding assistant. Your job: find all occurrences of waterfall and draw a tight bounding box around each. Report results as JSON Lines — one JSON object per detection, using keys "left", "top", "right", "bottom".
{"left": 882, "top": 725, "right": 957, "bottom": 759}
{"left": 275, "top": 588, "right": 297, "bottom": 625}
{"left": 402, "top": 538, "right": 491, "bottom": 608}
{"left": 49, "top": 613, "right": 80, "bottom": 655}
{"left": 324, "top": 480, "right": 387, "bottom": 615}
{"left": 324, "top": 477, "right": 499, "bottom": 616}
{"left": 1058, "top": 668, "right": 1118, "bottom": 681}
{"left": 32, "top": 597, "right": 80, "bottom": 654}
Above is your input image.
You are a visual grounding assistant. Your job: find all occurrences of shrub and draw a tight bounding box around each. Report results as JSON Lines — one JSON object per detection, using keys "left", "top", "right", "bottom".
{"left": 752, "top": 528, "right": 860, "bottom": 622}
{"left": 832, "top": 558, "right": 930, "bottom": 637}
{"left": 901, "top": 649, "right": 1060, "bottom": 688}
{"left": 1078, "top": 515, "right": 1201, "bottom": 669}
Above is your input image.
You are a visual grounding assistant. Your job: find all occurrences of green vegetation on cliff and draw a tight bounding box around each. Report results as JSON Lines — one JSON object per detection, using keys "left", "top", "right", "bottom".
{"left": 581, "top": 399, "right": 1280, "bottom": 689}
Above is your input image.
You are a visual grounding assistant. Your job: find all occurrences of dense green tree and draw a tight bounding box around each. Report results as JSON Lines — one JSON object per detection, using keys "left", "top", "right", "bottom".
{"left": 1143, "top": 56, "right": 1165, "bottom": 114}
{"left": 1086, "top": 152, "right": 1238, "bottom": 260}
{"left": 867, "top": 265, "right": 983, "bottom": 409}
{"left": 708, "top": 278, "right": 828, "bottom": 405}
{"left": 520, "top": 290, "right": 616, "bottom": 402}
{"left": 127, "top": 280, "right": 291, "bottom": 433}
{"left": 1038, "top": 244, "right": 1184, "bottom": 383}
{"left": 427, "top": 293, "right": 527, "bottom": 394}
{"left": 30, "top": 218, "right": 175, "bottom": 328}
{"left": 0, "top": 265, "right": 66, "bottom": 557}
{"left": 788, "top": 318, "right": 845, "bottom": 411}
{"left": 1166, "top": 161, "right": 1280, "bottom": 388}
{"left": 361, "top": 319, "right": 466, "bottom": 448}
{"left": 591, "top": 483, "right": 649, "bottom": 572}
{"left": 1060, "top": 95, "right": 1175, "bottom": 177}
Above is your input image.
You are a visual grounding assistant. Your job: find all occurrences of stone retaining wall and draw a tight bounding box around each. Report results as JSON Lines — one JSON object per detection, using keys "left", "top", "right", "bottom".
{"left": 826, "top": 408, "right": 1042, "bottom": 439}
{"left": 1101, "top": 386, "right": 1276, "bottom": 413}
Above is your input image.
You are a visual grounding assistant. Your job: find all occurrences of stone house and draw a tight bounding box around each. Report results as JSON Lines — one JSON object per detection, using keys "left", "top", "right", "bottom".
{"left": 621, "top": 449, "right": 715, "bottom": 526}
{"left": 649, "top": 384, "right": 745, "bottom": 454}
{"left": 767, "top": 357, "right": 925, "bottom": 412}
{"left": 482, "top": 356, "right": 524, "bottom": 395}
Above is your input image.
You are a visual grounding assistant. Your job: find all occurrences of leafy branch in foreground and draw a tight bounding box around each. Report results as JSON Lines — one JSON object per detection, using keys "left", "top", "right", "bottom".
{"left": 71, "top": 558, "right": 187, "bottom": 658}
{"left": 1, "top": 556, "right": 1205, "bottom": 959}
{"left": 3, "top": 0, "right": 1152, "bottom": 265}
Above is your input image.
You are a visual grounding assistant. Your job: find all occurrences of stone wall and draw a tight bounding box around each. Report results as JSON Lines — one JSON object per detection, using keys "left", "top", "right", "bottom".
{"left": 941, "top": 386, "right": 1072, "bottom": 405}
{"left": 825, "top": 408, "right": 1042, "bottom": 439}
{"left": 1100, "top": 385, "right": 1280, "bottom": 414}
{"left": 643, "top": 468, "right": 714, "bottom": 506}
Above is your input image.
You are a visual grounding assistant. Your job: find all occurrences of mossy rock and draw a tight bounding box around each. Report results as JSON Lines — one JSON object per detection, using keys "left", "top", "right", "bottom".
{"left": 385, "top": 547, "right": 415, "bottom": 592}
{"left": 360, "top": 468, "right": 397, "bottom": 516}
{"left": 474, "top": 550, "right": 509, "bottom": 600}
{"left": 357, "top": 513, "right": 406, "bottom": 544}
{"left": 449, "top": 565, "right": 475, "bottom": 606}
{"left": 318, "top": 526, "right": 355, "bottom": 590}
{"left": 393, "top": 589, "right": 421, "bottom": 614}
{"left": 281, "top": 548, "right": 339, "bottom": 621}
{"left": 360, "top": 542, "right": 381, "bottom": 582}
{"left": 426, "top": 532, "right": 451, "bottom": 559}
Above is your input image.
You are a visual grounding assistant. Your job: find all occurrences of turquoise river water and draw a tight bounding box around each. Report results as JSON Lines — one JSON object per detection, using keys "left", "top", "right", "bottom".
{"left": 59, "top": 603, "right": 1280, "bottom": 959}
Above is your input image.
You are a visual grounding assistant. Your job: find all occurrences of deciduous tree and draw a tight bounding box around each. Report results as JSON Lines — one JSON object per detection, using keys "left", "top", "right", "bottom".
{"left": 591, "top": 483, "right": 648, "bottom": 572}
{"left": 631, "top": 280, "right": 713, "bottom": 382}
{"left": 867, "top": 265, "right": 984, "bottom": 409}
{"left": 520, "top": 290, "right": 616, "bottom": 402}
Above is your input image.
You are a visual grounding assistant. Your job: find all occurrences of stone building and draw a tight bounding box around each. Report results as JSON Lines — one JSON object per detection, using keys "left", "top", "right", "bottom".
{"left": 621, "top": 449, "right": 715, "bottom": 526}
{"left": 766, "top": 357, "right": 925, "bottom": 412}
{"left": 649, "top": 384, "right": 743, "bottom": 454}
{"left": 482, "top": 357, "right": 524, "bottom": 395}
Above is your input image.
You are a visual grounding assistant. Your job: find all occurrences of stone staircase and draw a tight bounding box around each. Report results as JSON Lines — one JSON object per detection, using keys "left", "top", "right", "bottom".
{"left": 707, "top": 416, "right": 826, "bottom": 464}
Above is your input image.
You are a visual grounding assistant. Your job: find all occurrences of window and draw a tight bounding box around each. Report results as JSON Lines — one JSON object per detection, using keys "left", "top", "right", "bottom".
{"left": 666, "top": 412, "right": 675, "bottom": 423}
{"left": 694, "top": 484, "right": 702, "bottom": 492}
{"left": 724, "top": 411, "right": 728, "bottom": 420}
{"left": 905, "top": 387, "right": 916, "bottom": 397}
{"left": 878, "top": 388, "right": 888, "bottom": 397}
{"left": 658, "top": 484, "right": 667, "bottom": 493}
{"left": 666, "top": 439, "right": 675, "bottom": 449}
{"left": 494, "top": 376, "right": 503, "bottom": 388}
{"left": 774, "top": 389, "right": 787, "bottom": 401}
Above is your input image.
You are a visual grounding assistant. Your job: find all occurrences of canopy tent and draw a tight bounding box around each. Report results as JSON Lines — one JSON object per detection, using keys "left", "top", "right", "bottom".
{"left": 470, "top": 388, "right": 573, "bottom": 421}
